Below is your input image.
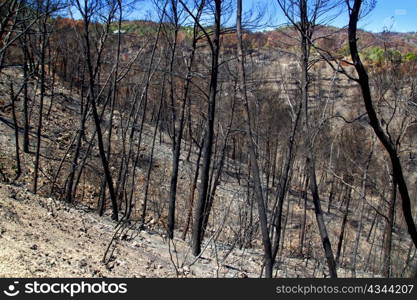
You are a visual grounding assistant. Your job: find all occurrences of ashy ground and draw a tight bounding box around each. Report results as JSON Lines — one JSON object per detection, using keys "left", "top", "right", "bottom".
{"left": 0, "top": 181, "right": 263, "bottom": 278}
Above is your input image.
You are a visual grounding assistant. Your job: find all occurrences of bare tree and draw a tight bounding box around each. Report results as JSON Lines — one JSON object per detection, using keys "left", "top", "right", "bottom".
{"left": 72, "top": 0, "right": 120, "bottom": 220}
{"left": 277, "top": 0, "right": 339, "bottom": 277}
{"left": 167, "top": 0, "right": 203, "bottom": 239}
{"left": 33, "top": 0, "right": 53, "bottom": 194}
{"left": 347, "top": 0, "right": 417, "bottom": 250}
{"left": 236, "top": 0, "right": 274, "bottom": 277}
{"left": 178, "top": 0, "right": 223, "bottom": 257}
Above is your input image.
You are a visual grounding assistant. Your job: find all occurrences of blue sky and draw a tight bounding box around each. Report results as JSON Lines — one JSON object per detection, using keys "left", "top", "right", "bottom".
{"left": 252, "top": 0, "right": 417, "bottom": 33}
{"left": 103, "top": 0, "right": 417, "bottom": 33}
{"left": 360, "top": 0, "right": 417, "bottom": 32}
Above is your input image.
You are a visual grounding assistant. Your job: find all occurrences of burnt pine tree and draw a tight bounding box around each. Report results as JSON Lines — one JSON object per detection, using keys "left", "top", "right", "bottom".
{"left": 181, "top": 0, "right": 222, "bottom": 257}
{"left": 167, "top": 0, "right": 203, "bottom": 239}
{"left": 277, "top": 0, "right": 338, "bottom": 278}
{"left": 347, "top": 0, "right": 417, "bottom": 250}
{"left": 73, "top": 0, "right": 119, "bottom": 221}
{"left": 236, "top": 0, "right": 273, "bottom": 278}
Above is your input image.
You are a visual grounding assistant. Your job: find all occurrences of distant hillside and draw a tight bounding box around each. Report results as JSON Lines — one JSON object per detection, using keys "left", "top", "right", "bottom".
{"left": 250, "top": 26, "right": 417, "bottom": 55}
{"left": 53, "top": 18, "right": 417, "bottom": 57}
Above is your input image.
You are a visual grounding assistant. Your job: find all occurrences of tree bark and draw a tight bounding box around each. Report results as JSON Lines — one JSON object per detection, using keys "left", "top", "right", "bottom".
{"left": 191, "top": 0, "right": 222, "bottom": 257}
{"left": 348, "top": 0, "right": 417, "bottom": 249}
{"left": 236, "top": 0, "right": 273, "bottom": 277}
{"left": 383, "top": 173, "right": 397, "bottom": 277}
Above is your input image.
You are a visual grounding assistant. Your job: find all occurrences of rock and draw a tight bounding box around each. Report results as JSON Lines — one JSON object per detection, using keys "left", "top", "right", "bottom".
{"left": 132, "top": 241, "right": 140, "bottom": 248}
{"left": 179, "top": 266, "right": 190, "bottom": 276}
{"left": 30, "top": 244, "right": 38, "bottom": 250}
{"left": 79, "top": 259, "right": 88, "bottom": 268}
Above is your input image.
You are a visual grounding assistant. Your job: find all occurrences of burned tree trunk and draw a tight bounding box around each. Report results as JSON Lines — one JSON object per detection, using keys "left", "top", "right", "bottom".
{"left": 348, "top": 0, "right": 417, "bottom": 249}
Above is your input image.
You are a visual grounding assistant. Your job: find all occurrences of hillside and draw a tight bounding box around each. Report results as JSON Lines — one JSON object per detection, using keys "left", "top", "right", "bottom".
{"left": 0, "top": 179, "right": 379, "bottom": 278}
{"left": 1, "top": 0, "right": 417, "bottom": 279}
{"left": 0, "top": 181, "right": 260, "bottom": 278}
{"left": 0, "top": 65, "right": 410, "bottom": 278}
